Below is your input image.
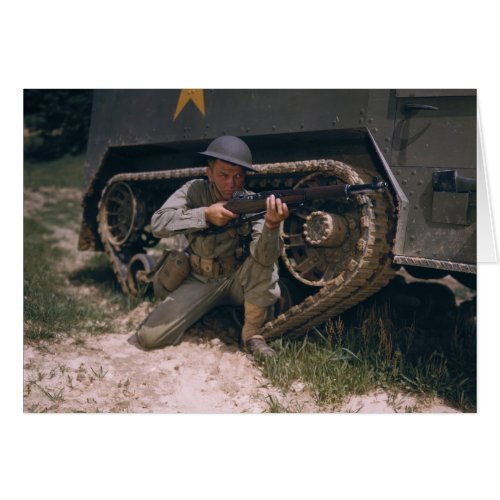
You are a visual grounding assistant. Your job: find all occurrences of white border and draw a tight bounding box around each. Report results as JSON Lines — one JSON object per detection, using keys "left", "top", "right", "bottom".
{"left": 4, "top": 2, "right": 500, "bottom": 499}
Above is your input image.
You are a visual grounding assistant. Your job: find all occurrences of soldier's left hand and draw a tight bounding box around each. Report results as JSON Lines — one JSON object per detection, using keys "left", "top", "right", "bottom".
{"left": 264, "top": 194, "right": 289, "bottom": 230}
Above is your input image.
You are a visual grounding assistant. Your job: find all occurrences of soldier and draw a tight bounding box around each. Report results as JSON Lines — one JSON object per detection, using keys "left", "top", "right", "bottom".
{"left": 136, "top": 135, "right": 289, "bottom": 357}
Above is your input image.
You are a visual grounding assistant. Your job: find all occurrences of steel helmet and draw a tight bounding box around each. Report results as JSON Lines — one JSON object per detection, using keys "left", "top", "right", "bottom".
{"left": 199, "top": 135, "right": 256, "bottom": 171}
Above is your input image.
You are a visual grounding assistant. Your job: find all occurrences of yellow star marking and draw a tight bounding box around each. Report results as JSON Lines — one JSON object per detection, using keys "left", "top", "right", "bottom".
{"left": 173, "top": 89, "right": 205, "bottom": 120}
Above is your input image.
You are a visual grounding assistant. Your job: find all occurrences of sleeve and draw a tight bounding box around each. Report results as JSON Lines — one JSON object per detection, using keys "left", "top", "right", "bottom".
{"left": 151, "top": 181, "right": 209, "bottom": 237}
{"left": 249, "top": 217, "right": 283, "bottom": 267}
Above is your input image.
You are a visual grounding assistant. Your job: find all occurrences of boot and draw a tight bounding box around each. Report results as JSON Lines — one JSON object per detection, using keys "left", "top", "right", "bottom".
{"left": 246, "top": 335, "right": 276, "bottom": 358}
{"left": 241, "top": 301, "right": 276, "bottom": 358}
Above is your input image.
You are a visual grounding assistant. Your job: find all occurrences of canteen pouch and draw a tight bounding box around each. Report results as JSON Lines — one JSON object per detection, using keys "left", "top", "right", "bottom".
{"left": 153, "top": 250, "right": 190, "bottom": 294}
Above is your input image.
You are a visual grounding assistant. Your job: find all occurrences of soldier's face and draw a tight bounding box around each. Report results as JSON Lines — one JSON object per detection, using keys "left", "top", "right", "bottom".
{"left": 206, "top": 160, "right": 246, "bottom": 200}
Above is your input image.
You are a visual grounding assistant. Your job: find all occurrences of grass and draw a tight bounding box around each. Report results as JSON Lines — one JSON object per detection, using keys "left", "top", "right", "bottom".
{"left": 24, "top": 154, "right": 87, "bottom": 190}
{"left": 23, "top": 215, "right": 113, "bottom": 339}
{"left": 24, "top": 154, "right": 146, "bottom": 341}
{"left": 261, "top": 303, "right": 476, "bottom": 412}
{"left": 68, "top": 253, "right": 146, "bottom": 311}
{"left": 263, "top": 394, "right": 305, "bottom": 413}
{"left": 37, "top": 385, "right": 65, "bottom": 403}
{"left": 34, "top": 196, "right": 82, "bottom": 227}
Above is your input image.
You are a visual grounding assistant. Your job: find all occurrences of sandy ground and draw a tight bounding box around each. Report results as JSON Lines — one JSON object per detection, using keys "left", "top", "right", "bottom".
{"left": 23, "top": 322, "right": 459, "bottom": 413}
{"left": 23, "top": 187, "right": 461, "bottom": 414}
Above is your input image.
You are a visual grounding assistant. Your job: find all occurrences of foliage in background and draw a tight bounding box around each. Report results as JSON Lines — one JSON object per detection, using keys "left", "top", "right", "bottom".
{"left": 24, "top": 90, "right": 93, "bottom": 161}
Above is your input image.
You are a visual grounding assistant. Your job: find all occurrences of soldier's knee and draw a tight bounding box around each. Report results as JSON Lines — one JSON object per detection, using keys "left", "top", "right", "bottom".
{"left": 136, "top": 325, "right": 160, "bottom": 349}
{"left": 136, "top": 322, "right": 183, "bottom": 349}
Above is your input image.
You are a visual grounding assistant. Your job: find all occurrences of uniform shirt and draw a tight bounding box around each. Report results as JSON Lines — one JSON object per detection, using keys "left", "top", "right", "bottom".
{"left": 151, "top": 179, "right": 282, "bottom": 268}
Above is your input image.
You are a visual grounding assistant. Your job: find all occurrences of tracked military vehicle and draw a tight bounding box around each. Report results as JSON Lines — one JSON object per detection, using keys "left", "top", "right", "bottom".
{"left": 78, "top": 89, "right": 476, "bottom": 339}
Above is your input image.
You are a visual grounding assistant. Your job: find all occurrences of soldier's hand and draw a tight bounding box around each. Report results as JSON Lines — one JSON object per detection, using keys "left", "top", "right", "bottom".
{"left": 205, "top": 202, "right": 239, "bottom": 227}
{"left": 264, "top": 195, "right": 289, "bottom": 230}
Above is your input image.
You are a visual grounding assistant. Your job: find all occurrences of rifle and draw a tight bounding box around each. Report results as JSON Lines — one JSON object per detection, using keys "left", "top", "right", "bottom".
{"left": 203, "top": 176, "right": 387, "bottom": 235}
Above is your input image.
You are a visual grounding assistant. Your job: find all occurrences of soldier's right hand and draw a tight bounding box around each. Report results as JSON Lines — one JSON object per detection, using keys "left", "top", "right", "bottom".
{"left": 205, "top": 202, "right": 239, "bottom": 227}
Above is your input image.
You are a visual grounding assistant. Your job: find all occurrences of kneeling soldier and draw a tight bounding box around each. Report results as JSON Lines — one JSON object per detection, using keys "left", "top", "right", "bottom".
{"left": 136, "top": 135, "right": 289, "bottom": 358}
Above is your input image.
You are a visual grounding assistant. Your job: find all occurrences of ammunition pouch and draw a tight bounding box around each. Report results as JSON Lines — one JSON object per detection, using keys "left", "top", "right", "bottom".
{"left": 189, "top": 254, "right": 240, "bottom": 279}
{"left": 153, "top": 250, "right": 190, "bottom": 294}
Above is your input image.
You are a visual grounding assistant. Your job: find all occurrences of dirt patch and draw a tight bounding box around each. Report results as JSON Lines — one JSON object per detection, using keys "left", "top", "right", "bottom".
{"left": 24, "top": 329, "right": 321, "bottom": 414}
{"left": 23, "top": 187, "right": 81, "bottom": 217}
{"left": 342, "top": 390, "right": 459, "bottom": 413}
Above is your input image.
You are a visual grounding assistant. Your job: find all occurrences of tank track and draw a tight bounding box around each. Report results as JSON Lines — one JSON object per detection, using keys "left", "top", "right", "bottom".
{"left": 262, "top": 162, "right": 396, "bottom": 339}
{"left": 97, "top": 159, "right": 397, "bottom": 338}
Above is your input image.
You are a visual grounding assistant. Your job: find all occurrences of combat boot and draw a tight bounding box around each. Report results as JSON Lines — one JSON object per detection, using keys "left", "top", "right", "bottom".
{"left": 241, "top": 301, "right": 276, "bottom": 358}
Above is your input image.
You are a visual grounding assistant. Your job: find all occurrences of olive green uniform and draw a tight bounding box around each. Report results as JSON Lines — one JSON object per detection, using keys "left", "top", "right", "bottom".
{"left": 137, "top": 179, "right": 282, "bottom": 349}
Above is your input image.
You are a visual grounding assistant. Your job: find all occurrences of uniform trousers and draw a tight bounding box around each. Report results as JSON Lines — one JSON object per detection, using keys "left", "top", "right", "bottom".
{"left": 137, "top": 256, "right": 280, "bottom": 349}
